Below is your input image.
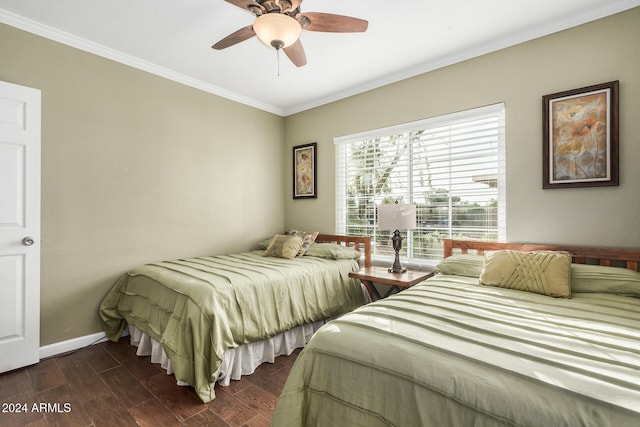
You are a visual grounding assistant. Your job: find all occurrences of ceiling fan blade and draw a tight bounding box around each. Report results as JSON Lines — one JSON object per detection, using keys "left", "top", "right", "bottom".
{"left": 283, "top": 39, "right": 307, "bottom": 67}
{"left": 297, "top": 12, "right": 368, "bottom": 33}
{"left": 212, "top": 25, "right": 256, "bottom": 50}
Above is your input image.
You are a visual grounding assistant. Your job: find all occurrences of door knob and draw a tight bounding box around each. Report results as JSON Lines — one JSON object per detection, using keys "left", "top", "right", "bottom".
{"left": 22, "top": 237, "right": 35, "bottom": 246}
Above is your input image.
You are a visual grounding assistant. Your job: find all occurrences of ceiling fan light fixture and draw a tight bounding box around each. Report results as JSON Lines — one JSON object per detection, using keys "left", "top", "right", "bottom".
{"left": 253, "top": 13, "right": 302, "bottom": 50}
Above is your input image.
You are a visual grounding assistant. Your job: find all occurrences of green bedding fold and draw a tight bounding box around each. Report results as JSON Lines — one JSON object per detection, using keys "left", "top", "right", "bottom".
{"left": 272, "top": 274, "right": 640, "bottom": 427}
{"left": 99, "top": 251, "right": 364, "bottom": 403}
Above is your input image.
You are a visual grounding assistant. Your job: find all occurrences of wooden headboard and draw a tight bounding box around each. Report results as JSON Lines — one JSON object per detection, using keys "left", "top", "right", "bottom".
{"left": 316, "top": 234, "right": 371, "bottom": 268}
{"left": 444, "top": 239, "right": 640, "bottom": 272}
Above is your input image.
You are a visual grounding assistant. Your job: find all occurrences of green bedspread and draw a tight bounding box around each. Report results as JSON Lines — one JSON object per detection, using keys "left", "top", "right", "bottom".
{"left": 99, "top": 251, "right": 364, "bottom": 403}
{"left": 271, "top": 274, "right": 640, "bottom": 427}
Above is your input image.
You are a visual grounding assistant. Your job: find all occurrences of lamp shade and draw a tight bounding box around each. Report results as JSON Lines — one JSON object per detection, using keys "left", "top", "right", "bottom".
{"left": 253, "top": 13, "right": 302, "bottom": 50}
{"left": 378, "top": 203, "right": 417, "bottom": 231}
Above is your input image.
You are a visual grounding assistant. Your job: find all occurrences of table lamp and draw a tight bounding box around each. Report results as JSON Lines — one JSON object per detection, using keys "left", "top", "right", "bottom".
{"left": 378, "top": 202, "right": 417, "bottom": 273}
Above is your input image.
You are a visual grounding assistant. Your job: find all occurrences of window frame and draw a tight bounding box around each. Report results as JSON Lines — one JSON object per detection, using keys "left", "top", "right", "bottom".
{"left": 334, "top": 103, "right": 506, "bottom": 266}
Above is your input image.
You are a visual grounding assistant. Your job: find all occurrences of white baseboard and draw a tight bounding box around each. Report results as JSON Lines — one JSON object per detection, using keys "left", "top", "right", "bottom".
{"left": 39, "top": 331, "right": 128, "bottom": 360}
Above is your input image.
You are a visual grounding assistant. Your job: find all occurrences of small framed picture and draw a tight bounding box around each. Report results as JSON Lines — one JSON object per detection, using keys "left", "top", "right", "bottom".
{"left": 293, "top": 143, "right": 317, "bottom": 199}
{"left": 542, "top": 81, "right": 619, "bottom": 189}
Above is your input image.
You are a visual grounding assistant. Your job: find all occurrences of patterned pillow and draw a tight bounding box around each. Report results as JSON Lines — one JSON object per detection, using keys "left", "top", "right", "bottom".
{"left": 264, "top": 235, "right": 304, "bottom": 259}
{"left": 480, "top": 250, "right": 572, "bottom": 298}
{"left": 284, "top": 230, "right": 319, "bottom": 257}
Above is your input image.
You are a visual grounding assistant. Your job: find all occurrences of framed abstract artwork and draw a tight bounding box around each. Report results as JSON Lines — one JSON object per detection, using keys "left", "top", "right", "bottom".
{"left": 542, "top": 81, "right": 619, "bottom": 189}
{"left": 293, "top": 142, "right": 317, "bottom": 199}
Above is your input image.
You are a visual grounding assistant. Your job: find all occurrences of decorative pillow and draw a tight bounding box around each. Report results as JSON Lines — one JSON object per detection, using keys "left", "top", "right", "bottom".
{"left": 257, "top": 237, "right": 273, "bottom": 250}
{"left": 479, "top": 250, "right": 572, "bottom": 298}
{"left": 263, "top": 235, "right": 304, "bottom": 259}
{"left": 434, "top": 254, "right": 484, "bottom": 277}
{"left": 284, "top": 230, "right": 319, "bottom": 257}
{"left": 304, "top": 243, "right": 361, "bottom": 260}
{"left": 571, "top": 263, "right": 640, "bottom": 296}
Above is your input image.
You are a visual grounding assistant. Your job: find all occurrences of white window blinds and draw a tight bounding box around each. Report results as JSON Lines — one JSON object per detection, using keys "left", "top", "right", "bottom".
{"left": 335, "top": 103, "right": 506, "bottom": 262}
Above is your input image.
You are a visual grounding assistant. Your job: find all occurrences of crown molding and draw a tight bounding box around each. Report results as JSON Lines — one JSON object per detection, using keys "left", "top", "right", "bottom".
{"left": 0, "top": 9, "right": 285, "bottom": 116}
{"left": 3, "top": 0, "right": 639, "bottom": 118}
{"left": 281, "top": 0, "right": 640, "bottom": 115}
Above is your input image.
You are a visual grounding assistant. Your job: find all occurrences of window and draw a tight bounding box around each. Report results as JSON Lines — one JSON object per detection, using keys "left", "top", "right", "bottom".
{"left": 335, "top": 104, "right": 505, "bottom": 263}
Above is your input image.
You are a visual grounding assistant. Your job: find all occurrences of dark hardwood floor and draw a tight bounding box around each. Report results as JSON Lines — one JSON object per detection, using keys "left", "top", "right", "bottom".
{"left": 0, "top": 338, "right": 300, "bottom": 427}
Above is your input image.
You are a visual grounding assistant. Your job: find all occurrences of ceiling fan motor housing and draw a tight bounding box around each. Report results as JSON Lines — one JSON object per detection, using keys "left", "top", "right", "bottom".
{"left": 255, "top": 1, "right": 300, "bottom": 16}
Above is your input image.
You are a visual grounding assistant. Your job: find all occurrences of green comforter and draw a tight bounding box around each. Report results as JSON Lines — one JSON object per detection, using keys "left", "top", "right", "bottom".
{"left": 271, "top": 274, "right": 640, "bottom": 427}
{"left": 99, "top": 251, "right": 364, "bottom": 403}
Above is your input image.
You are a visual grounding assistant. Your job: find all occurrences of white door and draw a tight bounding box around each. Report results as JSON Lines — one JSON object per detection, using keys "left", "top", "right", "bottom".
{"left": 0, "top": 80, "right": 41, "bottom": 372}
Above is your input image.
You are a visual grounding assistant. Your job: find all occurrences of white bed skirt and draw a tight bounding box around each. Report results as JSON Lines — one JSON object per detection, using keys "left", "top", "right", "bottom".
{"left": 127, "top": 285, "right": 370, "bottom": 388}
{"left": 128, "top": 320, "right": 328, "bottom": 387}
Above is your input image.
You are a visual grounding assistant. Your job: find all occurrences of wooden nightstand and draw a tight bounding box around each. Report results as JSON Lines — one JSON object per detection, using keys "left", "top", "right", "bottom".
{"left": 349, "top": 267, "right": 434, "bottom": 300}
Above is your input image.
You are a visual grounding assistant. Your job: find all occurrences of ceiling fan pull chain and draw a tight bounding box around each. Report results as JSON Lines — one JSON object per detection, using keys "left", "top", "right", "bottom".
{"left": 277, "top": 48, "right": 281, "bottom": 77}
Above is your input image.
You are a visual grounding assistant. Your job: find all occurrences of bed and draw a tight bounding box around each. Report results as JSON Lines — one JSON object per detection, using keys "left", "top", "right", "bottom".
{"left": 271, "top": 239, "right": 640, "bottom": 427}
{"left": 99, "top": 233, "right": 371, "bottom": 403}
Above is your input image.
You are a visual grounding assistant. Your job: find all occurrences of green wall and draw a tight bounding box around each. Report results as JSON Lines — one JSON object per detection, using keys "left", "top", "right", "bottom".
{"left": 1, "top": 7, "right": 639, "bottom": 348}
{"left": 0, "top": 23, "right": 285, "bottom": 346}
{"left": 283, "top": 7, "right": 640, "bottom": 248}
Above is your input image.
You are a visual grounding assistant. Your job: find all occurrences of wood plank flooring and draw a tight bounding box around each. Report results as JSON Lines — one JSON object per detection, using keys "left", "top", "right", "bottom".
{"left": 0, "top": 338, "right": 300, "bottom": 427}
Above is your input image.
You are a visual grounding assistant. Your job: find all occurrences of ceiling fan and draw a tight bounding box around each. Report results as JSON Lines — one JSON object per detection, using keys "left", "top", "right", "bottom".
{"left": 212, "top": 0, "right": 368, "bottom": 67}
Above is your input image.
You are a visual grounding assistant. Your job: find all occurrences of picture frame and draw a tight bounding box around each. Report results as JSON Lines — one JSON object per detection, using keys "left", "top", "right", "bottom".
{"left": 293, "top": 142, "right": 317, "bottom": 199}
{"left": 542, "top": 80, "right": 619, "bottom": 189}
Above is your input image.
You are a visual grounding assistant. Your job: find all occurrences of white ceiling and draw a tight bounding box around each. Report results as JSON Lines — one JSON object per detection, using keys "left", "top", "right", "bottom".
{"left": 1, "top": 0, "right": 638, "bottom": 116}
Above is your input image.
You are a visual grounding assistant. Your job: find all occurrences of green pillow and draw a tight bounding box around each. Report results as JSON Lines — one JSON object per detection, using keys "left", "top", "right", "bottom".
{"left": 571, "top": 263, "right": 640, "bottom": 296}
{"left": 480, "top": 250, "right": 571, "bottom": 298}
{"left": 434, "top": 254, "right": 484, "bottom": 277}
{"left": 304, "top": 243, "right": 361, "bottom": 260}
{"left": 257, "top": 237, "right": 273, "bottom": 250}
{"left": 263, "top": 235, "right": 304, "bottom": 259}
